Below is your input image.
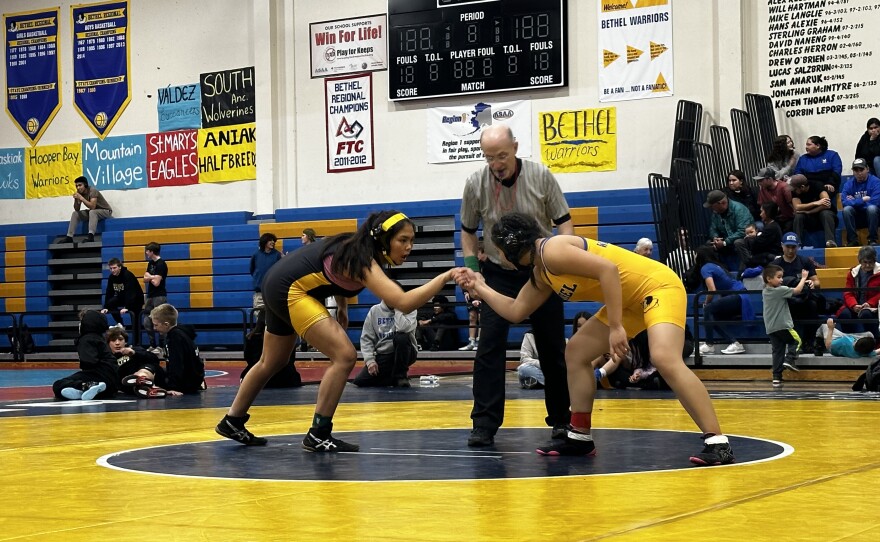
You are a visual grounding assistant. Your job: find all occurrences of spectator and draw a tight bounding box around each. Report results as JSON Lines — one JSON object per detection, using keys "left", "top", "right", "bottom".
{"left": 142, "top": 242, "right": 168, "bottom": 353}
{"left": 841, "top": 158, "right": 880, "bottom": 247}
{"left": 302, "top": 228, "right": 317, "bottom": 245}
{"left": 633, "top": 238, "right": 653, "bottom": 257}
{"left": 107, "top": 327, "right": 167, "bottom": 398}
{"left": 791, "top": 135, "right": 843, "bottom": 196}
{"left": 762, "top": 265, "right": 810, "bottom": 388}
{"left": 240, "top": 321, "right": 301, "bottom": 388}
{"left": 149, "top": 303, "right": 205, "bottom": 395}
{"left": 724, "top": 170, "right": 761, "bottom": 223}
{"left": 834, "top": 245, "right": 880, "bottom": 340}
{"left": 756, "top": 167, "right": 795, "bottom": 233}
{"left": 790, "top": 176, "right": 838, "bottom": 248}
{"left": 52, "top": 310, "right": 117, "bottom": 400}
{"left": 744, "top": 224, "right": 757, "bottom": 238}
{"left": 704, "top": 190, "right": 752, "bottom": 267}
{"left": 459, "top": 238, "right": 487, "bottom": 351}
{"left": 695, "top": 246, "right": 753, "bottom": 355}
{"left": 417, "top": 295, "right": 459, "bottom": 351}
{"left": 770, "top": 232, "right": 824, "bottom": 352}
{"left": 250, "top": 232, "right": 283, "bottom": 323}
{"left": 353, "top": 297, "right": 418, "bottom": 388}
{"left": 734, "top": 201, "right": 783, "bottom": 273}
{"left": 517, "top": 330, "right": 544, "bottom": 389}
{"left": 854, "top": 117, "right": 880, "bottom": 175}
{"left": 60, "top": 176, "right": 112, "bottom": 244}
{"left": 666, "top": 226, "right": 695, "bottom": 281}
{"left": 101, "top": 257, "right": 144, "bottom": 342}
{"left": 765, "top": 134, "right": 799, "bottom": 180}
{"left": 816, "top": 318, "right": 877, "bottom": 359}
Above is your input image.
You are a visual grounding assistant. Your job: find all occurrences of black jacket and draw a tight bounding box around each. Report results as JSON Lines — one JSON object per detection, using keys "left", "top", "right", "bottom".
{"left": 104, "top": 266, "right": 144, "bottom": 312}
{"left": 77, "top": 311, "right": 119, "bottom": 391}
{"left": 855, "top": 131, "right": 880, "bottom": 173}
{"left": 164, "top": 324, "right": 205, "bottom": 393}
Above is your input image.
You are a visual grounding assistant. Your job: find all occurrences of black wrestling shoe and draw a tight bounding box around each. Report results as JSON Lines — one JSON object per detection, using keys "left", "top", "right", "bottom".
{"left": 302, "top": 428, "right": 359, "bottom": 452}
{"left": 215, "top": 414, "right": 268, "bottom": 446}
{"left": 689, "top": 442, "right": 735, "bottom": 466}
{"left": 467, "top": 427, "right": 495, "bottom": 447}
{"left": 536, "top": 431, "right": 597, "bottom": 456}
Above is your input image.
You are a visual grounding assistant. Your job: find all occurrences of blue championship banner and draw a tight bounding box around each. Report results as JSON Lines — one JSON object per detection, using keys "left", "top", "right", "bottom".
{"left": 72, "top": 0, "right": 130, "bottom": 139}
{"left": 4, "top": 8, "right": 61, "bottom": 146}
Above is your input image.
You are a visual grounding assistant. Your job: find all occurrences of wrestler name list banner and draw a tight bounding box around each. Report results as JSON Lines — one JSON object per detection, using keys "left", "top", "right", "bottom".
{"left": 767, "top": 0, "right": 877, "bottom": 119}
{"left": 4, "top": 8, "right": 61, "bottom": 145}
{"left": 72, "top": 0, "right": 131, "bottom": 139}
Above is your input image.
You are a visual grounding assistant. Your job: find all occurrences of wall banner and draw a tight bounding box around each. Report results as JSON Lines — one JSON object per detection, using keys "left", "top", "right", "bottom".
{"left": 4, "top": 8, "right": 61, "bottom": 146}
{"left": 598, "top": 0, "right": 673, "bottom": 103}
{"left": 325, "top": 73, "right": 374, "bottom": 173}
{"left": 0, "top": 148, "right": 25, "bottom": 199}
{"left": 197, "top": 122, "right": 256, "bottom": 183}
{"left": 82, "top": 133, "right": 147, "bottom": 190}
{"left": 200, "top": 67, "right": 255, "bottom": 129}
{"left": 157, "top": 83, "right": 201, "bottom": 132}
{"left": 146, "top": 129, "right": 199, "bottom": 187}
{"left": 23, "top": 142, "right": 83, "bottom": 199}
{"left": 310, "top": 14, "right": 387, "bottom": 78}
{"left": 538, "top": 107, "right": 617, "bottom": 173}
{"left": 72, "top": 0, "right": 131, "bottom": 138}
{"left": 426, "top": 101, "right": 532, "bottom": 164}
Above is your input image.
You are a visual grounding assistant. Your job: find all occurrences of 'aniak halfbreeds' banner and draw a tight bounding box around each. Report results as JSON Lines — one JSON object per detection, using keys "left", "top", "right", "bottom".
{"left": 72, "top": 0, "right": 130, "bottom": 138}
{"left": 598, "top": 0, "right": 673, "bottom": 102}
{"left": 4, "top": 8, "right": 61, "bottom": 145}
{"left": 426, "top": 101, "right": 532, "bottom": 164}
{"left": 325, "top": 73, "right": 374, "bottom": 173}
{"left": 197, "top": 122, "right": 256, "bottom": 183}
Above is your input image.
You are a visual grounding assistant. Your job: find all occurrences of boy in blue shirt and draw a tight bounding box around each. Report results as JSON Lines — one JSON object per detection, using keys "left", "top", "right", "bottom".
{"left": 817, "top": 317, "right": 878, "bottom": 358}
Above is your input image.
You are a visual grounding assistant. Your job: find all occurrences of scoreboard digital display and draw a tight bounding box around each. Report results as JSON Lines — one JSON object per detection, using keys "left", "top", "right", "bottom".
{"left": 388, "top": 0, "right": 568, "bottom": 101}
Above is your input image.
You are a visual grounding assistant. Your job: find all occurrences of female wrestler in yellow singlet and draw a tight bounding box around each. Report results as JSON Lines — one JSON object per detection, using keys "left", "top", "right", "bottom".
{"left": 454, "top": 212, "right": 734, "bottom": 466}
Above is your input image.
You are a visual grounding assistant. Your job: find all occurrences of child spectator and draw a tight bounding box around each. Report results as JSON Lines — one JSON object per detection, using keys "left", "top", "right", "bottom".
{"left": 149, "top": 303, "right": 205, "bottom": 395}
{"left": 107, "top": 327, "right": 167, "bottom": 398}
{"left": 762, "top": 264, "right": 810, "bottom": 388}
{"left": 816, "top": 318, "right": 878, "bottom": 358}
{"left": 517, "top": 330, "right": 543, "bottom": 389}
{"left": 52, "top": 310, "right": 118, "bottom": 400}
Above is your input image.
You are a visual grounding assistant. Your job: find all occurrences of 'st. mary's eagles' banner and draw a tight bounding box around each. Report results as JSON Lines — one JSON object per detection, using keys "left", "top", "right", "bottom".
{"left": 598, "top": 0, "right": 673, "bottom": 102}
{"left": 539, "top": 107, "right": 617, "bottom": 173}
{"left": 4, "top": 8, "right": 61, "bottom": 145}
{"left": 72, "top": 0, "right": 130, "bottom": 138}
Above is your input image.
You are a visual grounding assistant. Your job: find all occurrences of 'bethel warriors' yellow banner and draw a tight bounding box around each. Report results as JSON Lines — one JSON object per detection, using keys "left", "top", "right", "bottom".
{"left": 24, "top": 142, "right": 83, "bottom": 198}
{"left": 538, "top": 107, "right": 617, "bottom": 173}
{"left": 197, "top": 122, "right": 256, "bottom": 183}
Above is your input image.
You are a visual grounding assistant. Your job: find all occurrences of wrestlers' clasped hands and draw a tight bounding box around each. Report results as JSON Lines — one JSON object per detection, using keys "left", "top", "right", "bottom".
{"left": 453, "top": 268, "right": 484, "bottom": 299}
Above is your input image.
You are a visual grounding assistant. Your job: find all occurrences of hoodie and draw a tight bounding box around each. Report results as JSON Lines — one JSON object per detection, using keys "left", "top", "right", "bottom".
{"left": 164, "top": 324, "right": 205, "bottom": 393}
{"left": 103, "top": 265, "right": 145, "bottom": 312}
{"left": 77, "top": 310, "right": 119, "bottom": 391}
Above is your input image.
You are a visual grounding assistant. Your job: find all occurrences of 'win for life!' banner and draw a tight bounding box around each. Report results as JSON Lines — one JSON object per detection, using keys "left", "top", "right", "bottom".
{"left": 72, "top": 0, "right": 131, "bottom": 138}
{"left": 4, "top": 8, "right": 61, "bottom": 145}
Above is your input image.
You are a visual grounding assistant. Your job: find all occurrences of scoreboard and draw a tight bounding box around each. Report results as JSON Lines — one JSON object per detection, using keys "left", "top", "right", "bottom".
{"left": 388, "top": 0, "right": 568, "bottom": 101}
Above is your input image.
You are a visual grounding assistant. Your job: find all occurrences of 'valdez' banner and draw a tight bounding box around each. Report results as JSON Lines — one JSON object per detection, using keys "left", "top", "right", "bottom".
{"left": 426, "top": 101, "right": 531, "bottom": 164}
{"left": 72, "top": 0, "right": 131, "bottom": 138}
{"left": 4, "top": 8, "right": 61, "bottom": 145}
{"left": 157, "top": 83, "right": 201, "bottom": 132}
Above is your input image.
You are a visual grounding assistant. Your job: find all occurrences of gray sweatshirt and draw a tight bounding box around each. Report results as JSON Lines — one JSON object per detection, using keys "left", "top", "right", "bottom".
{"left": 359, "top": 301, "right": 417, "bottom": 364}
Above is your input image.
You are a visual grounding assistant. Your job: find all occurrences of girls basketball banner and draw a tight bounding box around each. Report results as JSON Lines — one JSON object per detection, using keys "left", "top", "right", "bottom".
{"left": 4, "top": 8, "right": 61, "bottom": 146}
{"left": 72, "top": 0, "right": 131, "bottom": 139}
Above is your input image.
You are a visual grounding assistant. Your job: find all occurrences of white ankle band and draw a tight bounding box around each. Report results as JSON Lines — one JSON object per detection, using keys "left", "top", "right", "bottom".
{"left": 567, "top": 430, "right": 593, "bottom": 442}
{"left": 704, "top": 435, "right": 728, "bottom": 445}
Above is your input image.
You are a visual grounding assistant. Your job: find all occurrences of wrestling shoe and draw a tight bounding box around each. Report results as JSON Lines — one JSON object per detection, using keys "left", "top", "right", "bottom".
{"left": 689, "top": 441, "right": 735, "bottom": 466}
{"left": 136, "top": 385, "right": 167, "bottom": 398}
{"left": 536, "top": 430, "right": 596, "bottom": 456}
{"left": 81, "top": 382, "right": 107, "bottom": 401}
{"left": 302, "top": 428, "right": 360, "bottom": 452}
{"left": 467, "top": 427, "right": 495, "bottom": 447}
{"left": 60, "top": 387, "right": 83, "bottom": 400}
{"left": 122, "top": 374, "right": 153, "bottom": 387}
{"left": 215, "top": 414, "right": 268, "bottom": 446}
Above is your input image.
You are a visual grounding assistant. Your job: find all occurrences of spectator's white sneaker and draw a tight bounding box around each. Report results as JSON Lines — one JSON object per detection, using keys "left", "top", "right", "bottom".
{"left": 721, "top": 342, "right": 745, "bottom": 355}
{"left": 698, "top": 342, "right": 715, "bottom": 355}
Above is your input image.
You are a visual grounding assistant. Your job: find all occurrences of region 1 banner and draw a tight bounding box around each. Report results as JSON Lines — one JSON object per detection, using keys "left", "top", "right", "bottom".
{"left": 4, "top": 8, "right": 61, "bottom": 145}
{"left": 0, "top": 148, "right": 25, "bottom": 199}
{"left": 310, "top": 14, "right": 387, "bottom": 78}
{"left": 200, "top": 67, "right": 255, "bottom": 129}
{"left": 82, "top": 133, "right": 147, "bottom": 190}
{"left": 539, "top": 107, "right": 617, "bottom": 173}
{"left": 72, "top": 0, "right": 131, "bottom": 138}
{"left": 426, "top": 101, "right": 531, "bottom": 164}
{"left": 23, "top": 142, "right": 83, "bottom": 199}
{"left": 147, "top": 129, "right": 199, "bottom": 187}
{"left": 198, "top": 123, "right": 256, "bottom": 183}
{"left": 598, "top": 0, "right": 673, "bottom": 103}
{"left": 157, "top": 83, "right": 201, "bottom": 132}
{"left": 325, "top": 73, "right": 374, "bottom": 173}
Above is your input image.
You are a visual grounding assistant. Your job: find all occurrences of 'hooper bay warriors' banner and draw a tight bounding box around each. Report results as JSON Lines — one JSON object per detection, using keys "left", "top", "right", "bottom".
{"left": 598, "top": 0, "right": 673, "bottom": 102}
{"left": 24, "top": 142, "right": 83, "bottom": 199}
{"left": 427, "top": 101, "right": 532, "bottom": 164}
{"left": 4, "top": 8, "right": 61, "bottom": 145}
{"left": 539, "top": 107, "right": 617, "bottom": 173}
{"left": 72, "top": 0, "right": 131, "bottom": 138}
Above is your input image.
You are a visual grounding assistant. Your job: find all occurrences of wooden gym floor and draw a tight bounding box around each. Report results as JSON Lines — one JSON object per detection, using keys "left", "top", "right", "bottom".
{"left": 1, "top": 362, "right": 879, "bottom": 541}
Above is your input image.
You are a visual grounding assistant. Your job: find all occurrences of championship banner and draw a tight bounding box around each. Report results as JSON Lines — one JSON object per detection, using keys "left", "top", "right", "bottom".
{"left": 72, "top": 0, "right": 131, "bottom": 138}
{"left": 157, "top": 83, "right": 201, "bottom": 132}
{"left": 23, "top": 142, "right": 83, "bottom": 199}
{"left": 0, "top": 148, "right": 25, "bottom": 199}
{"left": 200, "top": 67, "right": 255, "bottom": 129}
{"left": 82, "top": 133, "right": 147, "bottom": 190}
{"left": 147, "top": 129, "right": 199, "bottom": 187}
{"left": 325, "top": 73, "right": 374, "bottom": 173}
{"left": 598, "top": 0, "right": 673, "bottom": 103}
{"left": 197, "top": 122, "right": 256, "bottom": 183}
{"left": 539, "top": 107, "right": 617, "bottom": 173}
{"left": 4, "top": 8, "right": 61, "bottom": 145}
{"left": 427, "top": 101, "right": 531, "bottom": 164}
{"left": 310, "top": 14, "right": 387, "bottom": 78}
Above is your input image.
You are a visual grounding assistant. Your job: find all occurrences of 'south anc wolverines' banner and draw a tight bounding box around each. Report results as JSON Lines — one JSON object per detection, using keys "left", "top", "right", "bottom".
{"left": 598, "top": 0, "right": 673, "bottom": 102}
{"left": 198, "top": 123, "right": 256, "bottom": 183}
{"left": 24, "top": 142, "right": 83, "bottom": 199}
{"left": 200, "top": 67, "right": 255, "bottom": 129}
{"left": 72, "top": 1, "right": 131, "bottom": 138}
{"left": 539, "top": 107, "right": 617, "bottom": 173}
{"left": 4, "top": 8, "right": 61, "bottom": 145}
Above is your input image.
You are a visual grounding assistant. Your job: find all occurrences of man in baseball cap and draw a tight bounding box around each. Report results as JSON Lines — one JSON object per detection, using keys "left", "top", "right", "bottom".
{"left": 841, "top": 158, "right": 880, "bottom": 246}
{"left": 782, "top": 232, "right": 799, "bottom": 246}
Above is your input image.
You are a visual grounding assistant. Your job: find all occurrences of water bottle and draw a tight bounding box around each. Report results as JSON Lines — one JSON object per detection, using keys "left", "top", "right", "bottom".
{"left": 419, "top": 374, "right": 440, "bottom": 387}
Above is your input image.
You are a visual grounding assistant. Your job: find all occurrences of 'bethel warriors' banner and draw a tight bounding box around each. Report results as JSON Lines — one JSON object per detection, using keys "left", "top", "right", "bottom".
{"left": 539, "top": 107, "right": 617, "bottom": 173}
{"left": 72, "top": 0, "right": 131, "bottom": 138}
{"left": 4, "top": 8, "right": 61, "bottom": 145}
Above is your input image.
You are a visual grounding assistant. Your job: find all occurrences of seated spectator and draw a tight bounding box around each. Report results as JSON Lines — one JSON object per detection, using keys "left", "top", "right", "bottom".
{"left": 107, "top": 327, "right": 167, "bottom": 398}
{"left": 633, "top": 238, "right": 653, "bottom": 257}
{"left": 756, "top": 167, "right": 795, "bottom": 233}
{"left": 704, "top": 190, "right": 752, "bottom": 268}
{"left": 240, "top": 321, "right": 301, "bottom": 388}
{"left": 60, "top": 176, "right": 112, "bottom": 244}
{"left": 816, "top": 318, "right": 877, "bottom": 358}
{"left": 301, "top": 228, "right": 317, "bottom": 245}
{"left": 790, "top": 176, "right": 838, "bottom": 248}
{"left": 52, "top": 310, "right": 118, "bottom": 400}
{"left": 416, "top": 295, "right": 459, "bottom": 351}
{"left": 834, "top": 245, "right": 880, "bottom": 340}
{"left": 517, "top": 329, "right": 544, "bottom": 389}
{"left": 353, "top": 297, "right": 418, "bottom": 388}
{"left": 791, "top": 135, "right": 843, "bottom": 196}
{"left": 841, "top": 158, "right": 880, "bottom": 246}
{"left": 101, "top": 258, "right": 144, "bottom": 343}
{"left": 724, "top": 170, "right": 761, "bottom": 224}
{"left": 854, "top": 117, "right": 880, "bottom": 175}
{"left": 149, "top": 303, "right": 206, "bottom": 395}
{"left": 666, "top": 226, "right": 695, "bottom": 282}
{"left": 765, "top": 134, "right": 800, "bottom": 180}
{"left": 734, "top": 202, "right": 783, "bottom": 272}
{"left": 695, "top": 246, "right": 753, "bottom": 355}
{"left": 744, "top": 224, "right": 757, "bottom": 238}
{"left": 770, "top": 232, "right": 825, "bottom": 352}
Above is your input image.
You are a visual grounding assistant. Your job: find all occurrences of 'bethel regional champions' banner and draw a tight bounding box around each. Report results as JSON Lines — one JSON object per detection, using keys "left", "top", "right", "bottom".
{"left": 72, "top": 0, "right": 131, "bottom": 138}
{"left": 325, "top": 73, "right": 374, "bottom": 173}
{"left": 4, "top": 8, "right": 61, "bottom": 145}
